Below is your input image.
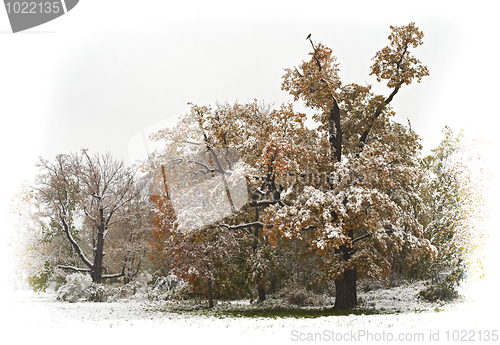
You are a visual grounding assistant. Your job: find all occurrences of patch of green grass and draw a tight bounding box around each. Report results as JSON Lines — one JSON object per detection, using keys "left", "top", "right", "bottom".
{"left": 155, "top": 303, "right": 391, "bottom": 319}
{"left": 213, "top": 307, "right": 385, "bottom": 319}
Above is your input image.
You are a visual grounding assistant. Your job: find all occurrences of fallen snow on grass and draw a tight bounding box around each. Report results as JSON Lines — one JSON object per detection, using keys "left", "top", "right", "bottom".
{"left": 357, "top": 280, "right": 436, "bottom": 313}
{"left": 1, "top": 282, "right": 497, "bottom": 345}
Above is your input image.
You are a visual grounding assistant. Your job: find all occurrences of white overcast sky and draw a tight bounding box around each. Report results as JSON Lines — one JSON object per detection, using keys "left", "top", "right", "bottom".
{"left": 1, "top": 1, "right": 498, "bottom": 172}
{"left": 0, "top": 0, "right": 499, "bottom": 297}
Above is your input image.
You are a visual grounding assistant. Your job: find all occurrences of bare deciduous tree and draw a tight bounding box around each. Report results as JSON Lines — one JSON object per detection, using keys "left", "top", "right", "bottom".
{"left": 33, "top": 150, "right": 153, "bottom": 284}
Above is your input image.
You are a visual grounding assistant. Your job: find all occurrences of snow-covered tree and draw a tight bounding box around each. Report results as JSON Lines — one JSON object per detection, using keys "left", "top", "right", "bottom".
{"left": 411, "top": 127, "right": 487, "bottom": 293}
{"left": 147, "top": 100, "right": 313, "bottom": 302}
{"left": 165, "top": 226, "right": 239, "bottom": 307}
{"left": 25, "top": 150, "right": 153, "bottom": 286}
{"left": 148, "top": 168, "right": 176, "bottom": 277}
{"left": 149, "top": 23, "right": 438, "bottom": 309}
{"left": 278, "top": 22, "right": 434, "bottom": 308}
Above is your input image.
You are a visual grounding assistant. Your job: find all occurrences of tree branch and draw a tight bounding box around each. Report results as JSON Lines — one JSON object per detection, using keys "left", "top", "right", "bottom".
{"left": 60, "top": 216, "right": 93, "bottom": 269}
{"left": 221, "top": 222, "right": 269, "bottom": 233}
{"left": 353, "top": 229, "right": 394, "bottom": 244}
{"left": 101, "top": 271, "right": 125, "bottom": 279}
{"left": 106, "top": 209, "right": 145, "bottom": 227}
{"left": 328, "top": 97, "right": 342, "bottom": 162}
{"left": 58, "top": 265, "right": 91, "bottom": 273}
{"left": 189, "top": 159, "right": 230, "bottom": 176}
{"left": 82, "top": 205, "right": 98, "bottom": 226}
{"left": 308, "top": 36, "right": 322, "bottom": 72}
{"left": 105, "top": 174, "right": 150, "bottom": 226}
{"left": 206, "top": 146, "right": 231, "bottom": 176}
{"left": 352, "top": 232, "right": 373, "bottom": 244}
{"left": 303, "top": 225, "right": 316, "bottom": 231}
{"left": 249, "top": 199, "right": 284, "bottom": 207}
{"left": 294, "top": 66, "right": 303, "bottom": 78}
{"left": 359, "top": 82, "right": 403, "bottom": 147}
{"left": 359, "top": 42, "right": 409, "bottom": 147}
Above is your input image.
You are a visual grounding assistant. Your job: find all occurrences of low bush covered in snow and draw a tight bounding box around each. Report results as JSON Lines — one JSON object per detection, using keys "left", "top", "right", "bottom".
{"left": 106, "top": 273, "right": 153, "bottom": 302}
{"left": 56, "top": 273, "right": 153, "bottom": 303}
{"left": 270, "top": 286, "right": 330, "bottom": 307}
{"left": 55, "top": 273, "right": 190, "bottom": 303}
{"left": 56, "top": 273, "right": 93, "bottom": 302}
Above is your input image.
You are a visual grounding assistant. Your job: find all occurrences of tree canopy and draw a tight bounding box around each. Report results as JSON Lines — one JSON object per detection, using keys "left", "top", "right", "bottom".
{"left": 147, "top": 22, "right": 437, "bottom": 308}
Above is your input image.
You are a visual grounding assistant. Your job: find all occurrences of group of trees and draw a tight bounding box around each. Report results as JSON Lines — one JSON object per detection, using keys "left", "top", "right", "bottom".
{"left": 19, "top": 23, "right": 481, "bottom": 309}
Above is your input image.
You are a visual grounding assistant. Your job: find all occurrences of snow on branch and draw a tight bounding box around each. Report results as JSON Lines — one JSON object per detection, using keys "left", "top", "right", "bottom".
{"left": 58, "top": 265, "right": 91, "bottom": 273}
{"left": 221, "top": 222, "right": 269, "bottom": 234}
{"left": 101, "top": 271, "right": 125, "bottom": 280}
{"left": 60, "top": 217, "right": 93, "bottom": 269}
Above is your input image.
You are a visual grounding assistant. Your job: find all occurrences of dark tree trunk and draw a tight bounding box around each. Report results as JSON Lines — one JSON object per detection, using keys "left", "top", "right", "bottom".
{"left": 333, "top": 227, "right": 357, "bottom": 309}
{"left": 91, "top": 207, "right": 105, "bottom": 283}
{"left": 208, "top": 278, "right": 214, "bottom": 308}
{"left": 328, "top": 97, "right": 342, "bottom": 163}
{"left": 253, "top": 202, "right": 266, "bottom": 303}
{"left": 334, "top": 267, "right": 357, "bottom": 309}
{"left": 257, "top": 284, "right": 266, "bottom": 302}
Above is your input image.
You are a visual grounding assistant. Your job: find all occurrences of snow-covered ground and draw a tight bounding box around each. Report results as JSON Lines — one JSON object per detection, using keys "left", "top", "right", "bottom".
{"left": 1, "top": 281, "right": 498, "bottom": 345}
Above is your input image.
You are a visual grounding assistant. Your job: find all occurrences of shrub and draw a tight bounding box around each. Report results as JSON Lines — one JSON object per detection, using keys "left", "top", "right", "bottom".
{"left": 105, "top": 273, "right": 153, "bottom": 301}
{"left": 418, "top": 283, "right": 459, "bottom": 302}
{"left": 357, "top": 277, "right": 386, "bottom": 293}
{"left": 285, "top": 287, "right": 327, "bottom": 307}
{"left": 56, "top": 273, "right": 93, "bottom": 302}
{"left": 87, "top": 283, "right": 108, "bottom": 302}
{"left": 27, "top": 262, "right": 53, "bottom": 293}
{"left": 154, "top": 275, "right": 179, "bottom": 292}
{"left": 357, "top": 272, "right": 408, "bottom": 293}
{"left": 56, "top": 272, "right": 187, "bottom": 303}
{"left": 169, "top": 281, "right": 196, "bottom": 300}
{"left": 289, "top": 288, "right": 310, "bottom": 306}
